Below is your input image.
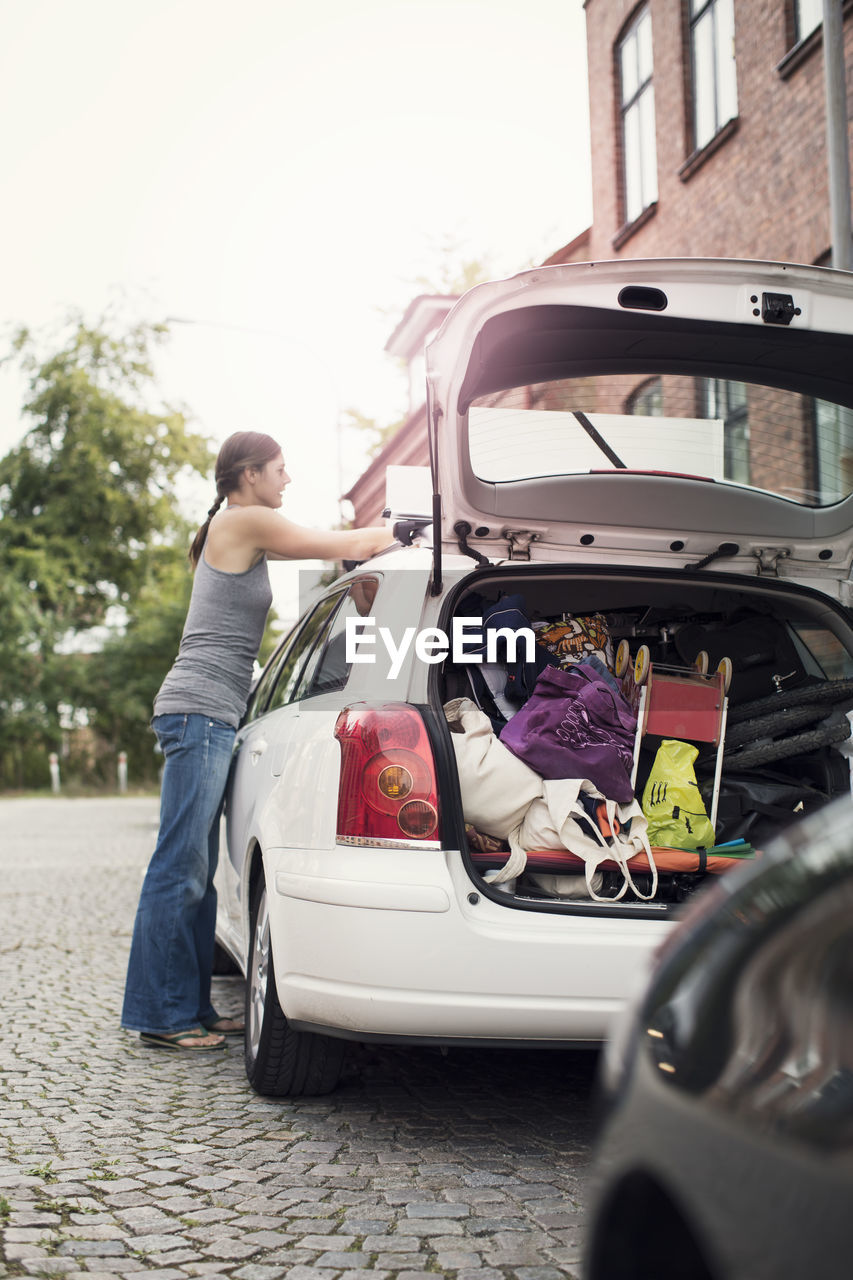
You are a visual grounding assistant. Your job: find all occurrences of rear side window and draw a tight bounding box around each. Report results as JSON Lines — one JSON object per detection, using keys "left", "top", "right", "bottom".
{"left": 791, "top": 624, "right": 853, "bottom": 681}
{"left": 242, "top": 620, "right": 299, "bottom": 724}
{"left": 295, "top": 577, "right": 380, "bottom": 699}
{"left": 263, "top": 592, "right": 347, "bottom": 714}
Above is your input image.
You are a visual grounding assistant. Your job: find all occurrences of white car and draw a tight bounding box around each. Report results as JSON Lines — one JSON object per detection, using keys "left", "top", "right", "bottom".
{"left": 215, "top": 258, "right": 853, "bottom": 1096}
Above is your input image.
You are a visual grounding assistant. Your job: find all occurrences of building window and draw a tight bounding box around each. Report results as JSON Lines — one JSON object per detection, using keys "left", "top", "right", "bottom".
{"left": 814, "top": 399, "right": 853, "bottom": 503}
{"left": 689, "top": 0, "right": 738, "bottom": 153}
{"left": 701, "top": 378, "right": 750, "bottom": 483}
{"left": 794, "top": 0, "right": 822, "bottom": 43}
{"left": 619, "top": 6, "right": 658, "bottom": 225}
{"left": 627, "top": 377, "right": 663, "bottom": 416}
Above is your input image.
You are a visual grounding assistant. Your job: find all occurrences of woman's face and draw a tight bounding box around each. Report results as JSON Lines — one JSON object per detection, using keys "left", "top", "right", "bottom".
{"left": 251, "top": 452, "right": 291, "bottom": 508}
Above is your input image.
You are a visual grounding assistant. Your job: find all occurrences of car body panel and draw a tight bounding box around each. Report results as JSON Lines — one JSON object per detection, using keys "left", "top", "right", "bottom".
{"left": 259, "top": 841, "right": 670, "bottom": 1041}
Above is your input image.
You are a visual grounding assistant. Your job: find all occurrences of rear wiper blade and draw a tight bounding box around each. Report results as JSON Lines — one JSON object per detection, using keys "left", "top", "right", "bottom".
{"left": 573, "top": 411, "right": 626, "bottom": 469}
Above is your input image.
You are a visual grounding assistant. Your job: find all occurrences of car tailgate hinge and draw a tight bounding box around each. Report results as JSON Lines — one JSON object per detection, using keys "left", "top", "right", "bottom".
{"left": 753, "top": 546, "right": 791, "bottom": 576}
{"left": 505, "top": 529, "right": 539, "bottom": 561}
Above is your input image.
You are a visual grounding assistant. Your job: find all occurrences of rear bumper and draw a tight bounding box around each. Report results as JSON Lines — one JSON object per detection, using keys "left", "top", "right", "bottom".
{"left": 264, "top": 844, "right": 670, "bottom": 1043}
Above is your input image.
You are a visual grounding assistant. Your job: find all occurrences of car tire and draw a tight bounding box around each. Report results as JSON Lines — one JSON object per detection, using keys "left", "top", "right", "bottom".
{"left": 725, "top": 675, "right": 853, "bottom": 725}
{"left": 244, "top": 875, "right": 345, "bottom": 1097}
{"left": 723, "top": 701, "right": 841, "bottom": 749}
{"left": 722, "top": 716, "right": 851, "bottom": 770}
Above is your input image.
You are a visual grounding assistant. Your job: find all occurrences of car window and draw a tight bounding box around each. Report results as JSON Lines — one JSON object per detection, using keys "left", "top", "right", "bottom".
{"left": 468, "top": 374, "right": 853, "bottom": 508}
{"left": 263, "top": 592, "right": 346, "bottom": 715}
{"left": 791, "top": 624, "right": 853, "bottom": 681}
{"left": 295, "top": 576, "right": 380, "bottom": 700}
{"left": 241, "top": 620, "right": 299, "bottom": 724}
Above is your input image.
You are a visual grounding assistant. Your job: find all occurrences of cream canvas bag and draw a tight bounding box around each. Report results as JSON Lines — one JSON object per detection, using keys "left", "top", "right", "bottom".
{"left": 519, "top": 779, "right": 658, "bottom": 902}
{"left": 444, "top": 697, "right": 543, "bottom": 882}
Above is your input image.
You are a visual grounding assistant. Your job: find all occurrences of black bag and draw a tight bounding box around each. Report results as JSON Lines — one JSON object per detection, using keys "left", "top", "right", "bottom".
{"left": 771, "top": 746, "right": 851, "bottom": 798}
{"left": 676, "top": 609, "right": 808, "bottom": 704}
{"left": 703, "top": 767, "right": 829, "bottom": 845}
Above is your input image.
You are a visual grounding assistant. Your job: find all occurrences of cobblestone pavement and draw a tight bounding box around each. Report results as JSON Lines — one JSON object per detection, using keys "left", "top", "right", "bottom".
{"left": 0, "top": 797, "right": 597, "bottom": 1280}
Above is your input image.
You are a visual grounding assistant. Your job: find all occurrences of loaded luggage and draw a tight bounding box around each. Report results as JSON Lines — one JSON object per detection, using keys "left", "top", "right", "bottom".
{"left": 443, "top": 584, "right": 853, "bottom": 910}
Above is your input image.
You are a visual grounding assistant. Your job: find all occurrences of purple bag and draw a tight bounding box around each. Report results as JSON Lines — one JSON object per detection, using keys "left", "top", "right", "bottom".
{"left": 499, "top": 662, "right": 638, "bottom": 802}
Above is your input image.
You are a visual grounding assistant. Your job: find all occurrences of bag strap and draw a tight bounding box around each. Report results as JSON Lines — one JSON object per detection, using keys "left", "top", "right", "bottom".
{"left": 613, "top": 801, "right": 658, "bottom": 901}
{"left": 492, "top": 795, "right": 659, "bottom": 901}
{"left": 488, "top": 825, "right": 528, "bottom": 884}
{"left": 568, "top": 798, "right": 658, "bottom": 902}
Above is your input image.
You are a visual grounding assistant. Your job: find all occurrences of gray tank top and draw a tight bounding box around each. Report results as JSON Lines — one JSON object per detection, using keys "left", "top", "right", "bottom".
{"left": 153, "top": 551, "right": 273, "bottom": 728}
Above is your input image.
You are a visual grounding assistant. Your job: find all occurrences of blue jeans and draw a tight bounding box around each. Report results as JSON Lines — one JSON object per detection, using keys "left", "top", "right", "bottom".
{"left": 121, "top": 713, "right": 236, "bottom": 1035}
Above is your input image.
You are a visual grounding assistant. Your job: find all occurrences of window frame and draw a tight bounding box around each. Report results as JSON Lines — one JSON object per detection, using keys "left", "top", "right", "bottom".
{"left": 626, "top": 376, "right": 663, "bottom": 417}
{"left": 242, "top": 618, "right": 300, "bottom": 725}
{"left": 262, "top": 590, "right": 348, "bottom": 716}
{"left": 699, "top": 376, "right": 750, "bottom": 485}
{"left": 813, "top": 398, "right": 853, "bottom": 505}
{"left": 244, "top": 591, "right": 347, "bottom": 724}
{"left": 688, "top": 0, "right": 738, "bottom": 155}
{"left": 617, "top": 5, "right": 659, "bottom": 228}
{"left": 295, "top": 575, "right": 382, "bottom": 701}
{"left": 792, "top": 0, "right": 822, "bottom": 44}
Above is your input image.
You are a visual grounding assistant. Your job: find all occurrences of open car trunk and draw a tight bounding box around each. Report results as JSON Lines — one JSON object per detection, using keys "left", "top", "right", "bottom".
{"left": 435, "top": 563, "right": 853, "bottom": 918}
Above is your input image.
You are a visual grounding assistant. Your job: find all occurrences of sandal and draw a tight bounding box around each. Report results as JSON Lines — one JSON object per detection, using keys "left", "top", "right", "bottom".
{"left": 139, "top": 1026, "right": 226, "bottom": 1051}
{"left": 202, "top": 1015, "right": 244, "bottom": 1036}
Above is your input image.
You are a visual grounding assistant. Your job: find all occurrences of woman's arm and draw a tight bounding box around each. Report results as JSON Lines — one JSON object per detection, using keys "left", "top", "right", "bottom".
{"left": 242, "top": 508, "right": 397, "bottom": 562}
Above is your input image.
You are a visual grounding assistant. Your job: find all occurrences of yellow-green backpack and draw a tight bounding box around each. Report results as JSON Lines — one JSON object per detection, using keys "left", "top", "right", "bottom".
{"left": 641, "top": 739, "right": 715, "bottom": 850}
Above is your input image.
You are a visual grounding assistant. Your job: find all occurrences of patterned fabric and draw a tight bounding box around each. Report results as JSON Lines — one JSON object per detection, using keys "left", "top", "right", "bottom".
{"left": 534, "top": 613, "right": 614, "bottom": 671}
{"left": 499, "top": 662, "right": 638, "bottom": 803}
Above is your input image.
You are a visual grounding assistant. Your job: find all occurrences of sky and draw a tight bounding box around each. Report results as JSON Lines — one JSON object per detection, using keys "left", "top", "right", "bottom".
{"left": 0, "top": 0, "right": 593, "bottom": 618}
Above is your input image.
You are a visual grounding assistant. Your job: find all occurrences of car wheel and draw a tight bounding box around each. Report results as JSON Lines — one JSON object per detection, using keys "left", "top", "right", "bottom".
{"left": 724, "top": 700, "right": 842, "bottom": 749}
{"left": 244, "top": 875, "right": 346, "bottom": 1097}
{"left": 723, "top": 715, "right": 851, "bottom": 769}
{"left": 725, "top": 674, "right": 853, "bottom": 725}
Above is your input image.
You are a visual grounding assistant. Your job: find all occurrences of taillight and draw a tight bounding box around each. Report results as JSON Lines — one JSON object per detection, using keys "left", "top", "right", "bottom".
{"left": 334, "top": 703, "right": 440, "bottom": 844}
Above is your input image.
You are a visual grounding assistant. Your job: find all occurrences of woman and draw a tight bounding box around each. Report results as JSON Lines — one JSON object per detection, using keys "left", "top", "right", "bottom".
{"left": 121, "top": 431, "right": 395, "bottom": 1051}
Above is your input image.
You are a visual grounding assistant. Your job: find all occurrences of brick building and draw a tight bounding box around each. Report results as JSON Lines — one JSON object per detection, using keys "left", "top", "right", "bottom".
{"left": 346, "top": 0, "right": 853, "bottom": 523}
{"left": 553, "top": 0, "right": 852, "bottom": 266}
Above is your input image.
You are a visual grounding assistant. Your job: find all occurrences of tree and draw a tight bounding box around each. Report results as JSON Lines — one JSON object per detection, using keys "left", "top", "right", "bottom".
{"left": 340, "top": 406, "right": 408, "bottom": 461}
{"left": 0, "top": 314, "right": 215, "bottom": 789}
{"left": 0, "top": 573, "right": 50, "bottom": 789}
{"left": 83, "top": 549, "right": 283, "bottom": 786}
{"left": 1, "top": 316, "right": 211, "bottom": 632}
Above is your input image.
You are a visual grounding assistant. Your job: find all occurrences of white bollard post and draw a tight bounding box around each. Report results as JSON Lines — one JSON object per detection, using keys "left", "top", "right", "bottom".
{"left": 118, "top": 750, "right": 128, "bottom": 795}
{"left": 49, "top": 752, "right": 60, "bottom": 794}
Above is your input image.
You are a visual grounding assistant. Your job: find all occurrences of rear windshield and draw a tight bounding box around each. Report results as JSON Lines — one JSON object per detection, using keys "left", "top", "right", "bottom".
{"left": 468, "top": 373, "right": 853, "bottom": 508}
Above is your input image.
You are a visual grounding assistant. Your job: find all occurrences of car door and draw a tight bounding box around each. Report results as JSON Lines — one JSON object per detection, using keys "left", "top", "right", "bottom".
{"left": 221, "top": 591, "right": 348, "bottom": 939}
{"left": 265, "top": 574, "right": 382, "bottom": 850}
{"left": 227, "top": 591, "right": 348, "bottom": 850}
{"left": 213, "top": 623, "right": 297, "bottom": 957}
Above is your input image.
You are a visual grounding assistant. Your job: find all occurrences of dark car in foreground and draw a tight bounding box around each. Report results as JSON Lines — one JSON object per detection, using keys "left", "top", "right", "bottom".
{"left": 584, "top": 795, "right": 853, "bottom": 1280}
